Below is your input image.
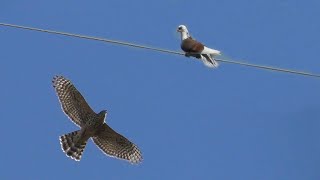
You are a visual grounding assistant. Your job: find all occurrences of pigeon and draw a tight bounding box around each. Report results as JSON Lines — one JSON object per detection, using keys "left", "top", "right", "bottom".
{"left": 177, "top": 25, "right": 221, "bottom": 68}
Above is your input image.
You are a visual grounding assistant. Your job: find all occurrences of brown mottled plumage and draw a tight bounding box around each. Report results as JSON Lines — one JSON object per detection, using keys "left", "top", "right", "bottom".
{"left": 53, "top": 75, "right": 142, "bottom": 163}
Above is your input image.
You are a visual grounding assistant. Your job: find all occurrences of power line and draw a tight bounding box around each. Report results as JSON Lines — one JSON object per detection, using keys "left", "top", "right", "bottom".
{"left": 1, "top": 22, "right": 319, "bottom": 78}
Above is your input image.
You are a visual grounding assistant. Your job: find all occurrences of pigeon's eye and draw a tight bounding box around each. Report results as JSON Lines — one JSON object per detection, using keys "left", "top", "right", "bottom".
{"left": 178, "top": 27, "right": 182, "bottom": 30}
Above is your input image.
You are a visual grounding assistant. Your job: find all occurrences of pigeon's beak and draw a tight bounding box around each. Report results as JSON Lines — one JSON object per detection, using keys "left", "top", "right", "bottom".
{"left": 177, "top": 29, "right": 181, "bottom": 32}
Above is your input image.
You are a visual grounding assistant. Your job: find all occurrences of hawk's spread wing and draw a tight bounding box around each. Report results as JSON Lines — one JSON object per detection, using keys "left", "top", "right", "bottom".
{"left": 92, "top": 123, "right": 142, "bottom": 164}
{"left": 52, "top": 75, "right": 96, "bottom": 127}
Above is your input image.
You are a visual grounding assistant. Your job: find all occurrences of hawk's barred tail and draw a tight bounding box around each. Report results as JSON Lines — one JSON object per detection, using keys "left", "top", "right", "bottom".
{"left": 60, "top": 130, "right": 87, "bottom": 161}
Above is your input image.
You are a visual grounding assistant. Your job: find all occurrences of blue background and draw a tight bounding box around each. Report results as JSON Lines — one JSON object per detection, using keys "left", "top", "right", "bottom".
{"left": 1, "top": 0, "right": 320, "bottom": 179}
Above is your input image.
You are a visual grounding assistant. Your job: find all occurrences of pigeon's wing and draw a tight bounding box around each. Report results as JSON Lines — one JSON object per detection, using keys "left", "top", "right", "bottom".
{"left": 181, "top": 38, "right": 205, "bottom": 53}
{"left": 52, "top": 75, "right": 96, "bottom": 127}
{"left": 92, "top": 124, "right": 143, "bottom": 164}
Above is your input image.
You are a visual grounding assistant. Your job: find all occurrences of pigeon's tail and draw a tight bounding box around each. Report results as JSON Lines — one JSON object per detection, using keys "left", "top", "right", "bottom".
{"left": 202, "top": 46, "right": 221, "bottom": 56}
{"left": 60, "top": 130, "right": 87, "bottom": 161}
{"left": 201, "top": 54, "right": 219, "bottom": 68}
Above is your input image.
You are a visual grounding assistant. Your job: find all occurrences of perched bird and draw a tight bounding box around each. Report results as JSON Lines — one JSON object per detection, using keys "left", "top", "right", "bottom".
{"left": 177, "top": 25, "right": 221, "bottom": 68}
{"left": 52, "top": 75, "right": 142, "bottom": 164}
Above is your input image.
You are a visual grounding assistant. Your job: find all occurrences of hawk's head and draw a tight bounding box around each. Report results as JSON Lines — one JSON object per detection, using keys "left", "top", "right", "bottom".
{"left": 98, "top": 110, "right": 108, "bottom": 118}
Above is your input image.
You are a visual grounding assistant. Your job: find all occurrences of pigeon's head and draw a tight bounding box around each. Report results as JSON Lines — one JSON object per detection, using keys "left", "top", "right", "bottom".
{"left": 177, "top": 25, "right": 188, "bottom": 32}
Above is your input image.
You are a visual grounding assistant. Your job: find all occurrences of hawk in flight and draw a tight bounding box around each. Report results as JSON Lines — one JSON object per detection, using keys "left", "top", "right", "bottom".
{"left": 52, "top": 75, "right": 142, "bottom": 164}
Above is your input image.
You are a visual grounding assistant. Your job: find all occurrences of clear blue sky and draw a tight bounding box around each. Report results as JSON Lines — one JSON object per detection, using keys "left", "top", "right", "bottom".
{"left": 1, "top": 0, "right": 320, "bottom": 179}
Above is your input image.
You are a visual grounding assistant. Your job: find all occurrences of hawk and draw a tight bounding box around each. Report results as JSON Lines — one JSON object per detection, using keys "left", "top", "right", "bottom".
{"left": 52, "top": 75, "right": 142, "bottom": 164}
{"left": 177, "top": 25, "right": 221, "bottom": 68}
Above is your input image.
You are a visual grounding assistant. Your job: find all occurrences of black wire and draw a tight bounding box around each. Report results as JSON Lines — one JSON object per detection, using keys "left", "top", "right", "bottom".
{"left": 1, "top": 22, "right": 319, "bottom": 78}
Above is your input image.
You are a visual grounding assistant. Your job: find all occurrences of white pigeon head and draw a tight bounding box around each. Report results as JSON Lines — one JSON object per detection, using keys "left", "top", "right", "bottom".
{"left": 177, "top": 25, "right": 188, "bottom": 33}
{"left": 177, "top": 25, "right": 190, "bottom": 40}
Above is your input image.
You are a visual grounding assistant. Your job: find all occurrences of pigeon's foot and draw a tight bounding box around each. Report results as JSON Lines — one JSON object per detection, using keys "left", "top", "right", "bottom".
{"left": 184, "top": 52, "right": 191, "bottom": 57}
